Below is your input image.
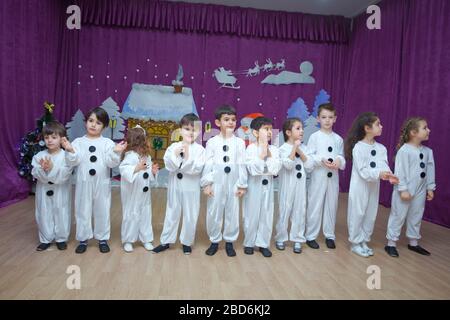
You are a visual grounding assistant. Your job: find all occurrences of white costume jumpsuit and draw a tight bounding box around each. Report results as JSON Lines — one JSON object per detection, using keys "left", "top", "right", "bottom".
{"left": 305, "top": 130, "right": 346, "bottom": 241}
{"left": 160, "top": 141, "right": 206, "bottom": 246}
{"left": 386, "top": 144, "right": 436, "bottom": 243}
{"left": 243, "top": 143, "right": 281, "bottom": 249}
{"left": 120, "top": 151, "right": 157, "bottom": 244}
{"left": 32, "top": 150, "right": 73, "bottom": 244}
{"left": 201, "top": 134, "right": 247, "bottom": 243}
{"left": 347, "top": 141, "right": 391, "bottom": 245}
{"left": 65, "top": 136, "right": 121, "bottom": 241}
{"left": 275, "top": 143, "right": 314, "bottom": 244}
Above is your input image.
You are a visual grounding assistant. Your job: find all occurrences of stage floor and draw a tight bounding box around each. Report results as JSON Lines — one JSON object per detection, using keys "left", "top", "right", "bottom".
{"left": 0, "top": 189, "right": 449, "bottom": 299}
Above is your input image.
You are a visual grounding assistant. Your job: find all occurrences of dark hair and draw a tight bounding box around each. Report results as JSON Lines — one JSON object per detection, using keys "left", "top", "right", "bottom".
{"left": 180, "top": 113, "right": 200, "bottom": 127}
{"left": 121, "top": 127, "right": 151, "bottom": 161}
{"left": 214, "top": 104, "right": 236, "bottom": 120}
{"left": 42, "top": 121, "right": 67, "bottom": 138}
{"left": 397, "top": 117, "right": 427, "bottom": 150}
{"left": 282, "top": 117, "right": 302, "bottom": 141}
{"left": 344, "top": 112, "right": 379, "bottom": 160}
{"left": 318, "top": 103, "right": 336, "bottom": 116}
{"left": 86, "top": 107, "right": 109, "bottom": 128}
{"left": 250, "top": 116, "right": 273, "bottom": 131}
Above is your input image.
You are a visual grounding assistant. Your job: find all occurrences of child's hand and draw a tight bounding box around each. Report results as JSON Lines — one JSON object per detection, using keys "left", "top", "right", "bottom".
{"left": 235, "top": 187, "right": 246, "bottom": 198}
{"left": 40, "top": 157, "right": 53, "bottom": 172}
{"left": 321, "top": 159, "right": 335, "bottom": 170}
{"left": 135, "top": 158, "right": 147, "bottom": 172}
{"left": 427, "top": 190, "right": 434, "bottom": 201}
{"left": 114, "top": 141, "right": 127, "bottom": 153}
{"left": 400, "top": 191, "right": 412, "bottom": 201}
{"left": 151, "top": 163, "right": 159, "bottom": 175}
{"left": 388, "top": 174, "right": 399, "bottom": 185}
{"left": 182, "top": 142, "right": 190, "bottom": 160}
{"left": 61, "top": 137, "right": 74, "bottom": 153}
{"left": 175, "top": 146, "right": 184, "bottom": 157}
{"left": 294, "top": 140, "right": 301, "bottom": 148}
{"left": 203, "top": 184, "right": 214, "bottom": 197}
{"left": 334, "top": 158, "right": 341, "bottom": 169}
{"left": 379, "top": 171, "right": 391, "bottom": 181}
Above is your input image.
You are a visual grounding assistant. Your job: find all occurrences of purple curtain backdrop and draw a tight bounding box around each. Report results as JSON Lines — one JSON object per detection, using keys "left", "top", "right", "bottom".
{"left": 0, "top": 0, "right": 63, "bottom": 209}
{"left": 339, "top": 0, "right": 450, "bottom": 227}
{"left": 1, "top": 0, "right": 449, "bottom": 227}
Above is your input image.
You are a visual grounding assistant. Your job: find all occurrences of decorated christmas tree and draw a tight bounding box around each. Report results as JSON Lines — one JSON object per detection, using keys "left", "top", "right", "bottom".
{"left": 18, "top": 102, "right": 55, "bottom": 181}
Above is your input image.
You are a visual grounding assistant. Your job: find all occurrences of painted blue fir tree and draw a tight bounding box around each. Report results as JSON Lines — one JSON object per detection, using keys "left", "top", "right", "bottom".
{"left": 312, "top": 89, "right": 330, "bottom": 118}
{"left": 286, "top": 97, "right": 310, "bottom": 122}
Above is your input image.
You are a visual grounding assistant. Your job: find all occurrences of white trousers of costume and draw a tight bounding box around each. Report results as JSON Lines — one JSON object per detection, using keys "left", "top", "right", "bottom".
{"left": 206, "top": 183, "right": 240, "bottom": 243}
{"left": 386, "top": 190, "right": 426, "bottom": 242}
{"left": 75, "top": 179, "right": 111, "bottom": 241}
{"left": 305, "top": 170, "right": 339, "bottom": 241}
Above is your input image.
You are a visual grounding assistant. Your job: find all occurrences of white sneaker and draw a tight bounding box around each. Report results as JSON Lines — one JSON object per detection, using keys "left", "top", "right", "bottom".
{"left": 143, "top": 242, "right": 154, "bottom": 251}
{"left": 361, "top": 242, "right": 374, "bottom": 256}
{"left": 351, "top": 244, "right": 369, "bottom": 257}
{"left": 123, "top": 243, "right": 134, "bottom": 252}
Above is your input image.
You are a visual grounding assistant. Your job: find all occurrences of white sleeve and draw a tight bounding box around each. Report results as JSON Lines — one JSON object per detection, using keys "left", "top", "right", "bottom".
{"left": 200, "top": 140, "right": 215, "bottom": 187}
{"left": 119, "top": 153, "right": 139, "bottom": 183}
{"left": 280, "top": 145, "right": 295, "bottom": 171}
{"left": 306, "top": 135, "right": 322, "bottom": 168}
{"left": 179, "top": 145, "right": 206, "bottom": 175}
{"left": 236, "top": 139, "right": 248, "bottom": 188}
{"left": 426, "top": 149, "right": 436, "bottom": 191}
{"left": 336, "top": 136, "right": 346, "bottom": 170}
{"left": 104, "top": 140, "right": 121, "bottom": 168}
{"left": 65, "top": 139, "right": 82, "bottom": 166}
{"left": 394, "top": 149, "right": 409, "bottom": 192}
{"left": 302, "top": 145, "right": 315, "bottom": 173}
{"left": 31, "top": 154, "right": 49, "bottom": 183}
{"left": 266, "top": 146, "right": 281, "bottom": 175}
{"left": 246, "top": 145, "right": 266, "bottom": 176}
{"left": 45, "top": 155, "right": 72, "bottom": 184}
{"left": 163, "top": 144, "right": 182, "bottom": 172}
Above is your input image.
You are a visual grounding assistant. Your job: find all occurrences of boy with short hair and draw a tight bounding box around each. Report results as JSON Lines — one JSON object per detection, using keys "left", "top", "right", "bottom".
{"left": 305, "top": 103, "right": 346, "bottom": 250}
{"left": 242, "top": 116, "right": 281, "bottom": 258}
{"left": 153, "top": 113, "right": 206, "bottom": 255}
{"left": 201, "top": 105, "right": 247, "bottom": 257}
{"left": 32, "top": 121, "right": 73, "bottom": 251}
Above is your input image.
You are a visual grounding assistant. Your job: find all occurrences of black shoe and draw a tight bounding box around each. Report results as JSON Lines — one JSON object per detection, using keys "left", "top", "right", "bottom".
{"left": 325, "top": 238, "right": 336, "bottom": 249}
{"left": 306, "top": 240, "right": 320, "bottom": 249}
{"left": 408, "top": 245, "right": 430, "bottom": 256}
{"left": 244, "top": 247, "right": 254, "bottom": 255}
{"left": 152, "top": 244, "right": 169, "bottom": 253}
{"left": 56, "top": 242, "right": 67, "bottom": 250}
{"left": 205, "top": 243, "right": 219, "bottom": 256}
{"left": 384, "top": 246, "right": 399, "bottom": 257}
{"left": 259, "top": 247, "right": 272, "bottom": 258}
{"left": 225, "top": 242, "right": 236, "bottom": 257}
{"left": 75, "top": 241, "right": 88, "bottom": 254}
{"left": 36, "top": 243, "right": 51, "bottom": 251}
{"left": 182, "top": 245, "right": 192, "bottom": 255}
{"left": 98, "top": 240, "right": 110, "bottom": 253}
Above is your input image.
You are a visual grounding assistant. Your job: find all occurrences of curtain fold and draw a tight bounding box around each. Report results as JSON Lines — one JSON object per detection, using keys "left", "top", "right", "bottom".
{"left": 74, "top": 0, "right": 351, "bottom": 43}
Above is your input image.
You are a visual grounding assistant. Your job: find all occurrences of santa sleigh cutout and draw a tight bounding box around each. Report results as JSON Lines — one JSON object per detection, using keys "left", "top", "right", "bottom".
{"left": 213, "top": 67, "right": 240, "bottom": 89}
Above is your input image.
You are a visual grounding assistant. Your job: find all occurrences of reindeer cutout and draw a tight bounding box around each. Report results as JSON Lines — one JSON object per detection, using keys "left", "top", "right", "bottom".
{"left": 275, "top": 59, "right": 286, "bottom": 71}
{"left": 246, "top": 61, "right": 261, "bottom": 77}
{"left": 262, "top": 58, "right": 274, "bottom": 72}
